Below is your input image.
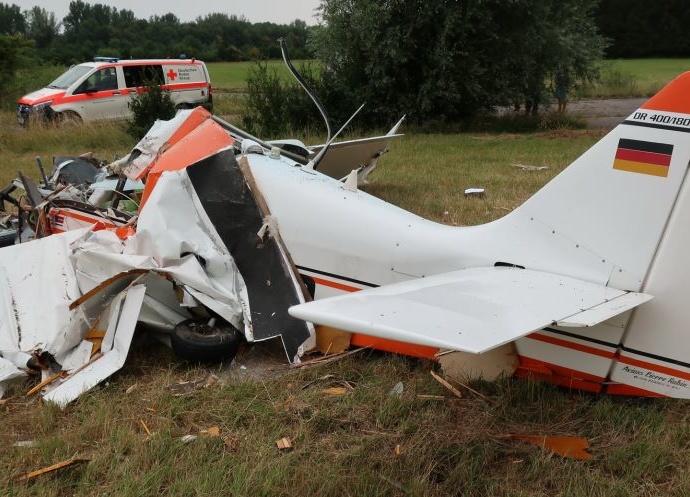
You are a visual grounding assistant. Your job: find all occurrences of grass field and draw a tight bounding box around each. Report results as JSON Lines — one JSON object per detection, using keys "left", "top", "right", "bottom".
{"left": 3, "top": 114, "right": 690, "bottom": 496}
{"left": 206, "top": 60, "right": 314, "bottom": 91}
{"left": 578, "top": 58, "right": 690, "bottom": 98}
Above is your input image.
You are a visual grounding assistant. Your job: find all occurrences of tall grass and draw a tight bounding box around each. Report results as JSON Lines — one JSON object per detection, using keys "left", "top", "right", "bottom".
{"left": 0, "top": 113, "right": 131, "bottom": 185}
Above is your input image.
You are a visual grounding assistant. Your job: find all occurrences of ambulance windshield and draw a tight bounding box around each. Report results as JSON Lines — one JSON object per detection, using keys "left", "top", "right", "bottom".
{"left": 48, "top": 65, "right": 93, "bottom": 90}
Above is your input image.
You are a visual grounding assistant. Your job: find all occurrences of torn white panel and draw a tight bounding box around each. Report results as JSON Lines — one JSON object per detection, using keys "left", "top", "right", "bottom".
{"left": 310, "top": 132, "right": 404, "bottom": 182}
{"left": 121, "top": 109, "right": 197, "bottom": 180}
{"left": 70, "top": 229, "right": 154, "bottom": 293}
{"left": 134, "top": 169, "right": 249, "bottom": 331}
{"left": 183, "top": 287, "right": 243, "bottom": 331}
{"left": 2, "top": 350, "right": 31, "bottom": 368}
{"left": 67, "top": 170, "right": 248, "bottom": 332}
{"left": 137, "top": 273, "right": 192, "bottom": 330}
{"left": 289, "top": 267, "right": 651, "bottom": 354}
{"left": 180, "top": 288, "right": 199, "bottom": 307}
{"left": 0, "top": 229, "right": 86, "bottom": 353}
{"left": 51, "top": 271, "right": 145, "bottom": 365}
{"left": 58, "top": 340, "right": 93, "bottom": 372}
{"left": 0, "top": 356, "right": 26, "bottom": 398}
{"left": 139, "top": 294, "right": 191, "bottom": 331}
{"left": 43, "top": 284, "right": 146, "bottom": 407}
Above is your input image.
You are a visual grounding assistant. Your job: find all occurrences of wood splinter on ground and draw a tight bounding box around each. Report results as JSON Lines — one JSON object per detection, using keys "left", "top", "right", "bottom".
{"left": 18, "top": 457, "right": 90, "bottom": 482}
{"left": 416, "top": 394, "right": 446, "bottom": 401}
{"left": 201, "top": 426, "right": 220, "bottom": 437}
{"left": 429, "top": 370, "right": 463, "bottom": 399}
{"left": 139, "top": 419, "right": 152, "bottom": 437}
{"left": 276, "top": 437, "right": 293, "bottom": 450}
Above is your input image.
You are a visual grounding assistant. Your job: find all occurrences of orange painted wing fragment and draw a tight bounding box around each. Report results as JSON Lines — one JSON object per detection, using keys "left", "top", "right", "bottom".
{"left": 510, "top": 434, "right": 592, "bottom": 460}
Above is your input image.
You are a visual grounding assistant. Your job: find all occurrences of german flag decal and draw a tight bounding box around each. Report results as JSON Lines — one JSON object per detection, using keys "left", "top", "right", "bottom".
{"left": 613, "top": 138, "right": 673, "bottom": 177}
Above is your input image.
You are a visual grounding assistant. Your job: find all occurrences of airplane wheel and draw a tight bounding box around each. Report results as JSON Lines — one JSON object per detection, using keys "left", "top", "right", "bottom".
{"left": 171, "top": 318, "right": 244, "bottom": 363}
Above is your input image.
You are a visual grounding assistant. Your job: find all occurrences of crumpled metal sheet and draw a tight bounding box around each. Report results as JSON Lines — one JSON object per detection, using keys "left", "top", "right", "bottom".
{"left": 0, "top": 165, "right": 250, "bottom": 404}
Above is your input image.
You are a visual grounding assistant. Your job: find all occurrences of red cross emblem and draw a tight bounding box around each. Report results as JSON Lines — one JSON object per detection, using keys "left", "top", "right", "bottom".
{"left": 167, "top": 69, "right": 177, "bottom": 81}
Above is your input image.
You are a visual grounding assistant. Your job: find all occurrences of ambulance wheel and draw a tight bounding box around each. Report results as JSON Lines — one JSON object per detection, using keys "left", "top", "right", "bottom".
{"left": 171, "top": 318, "right": 244, "bottom": 363}
{"left": 58, "top": 111, "right": 82, "bottom": 126}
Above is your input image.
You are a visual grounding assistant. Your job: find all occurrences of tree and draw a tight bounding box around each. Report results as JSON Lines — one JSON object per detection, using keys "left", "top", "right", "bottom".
{"left": 16, "top": 3, "right": 313, "bottom": 65}
{"left": 125, "top": 81, "right": 176, "bottom": 139}
{"left": 0, "top": 33, "right": 34, "bottom": 107}
{"left": 0, "top": 2, "right": 25, "bottom": 34}
{"left": 26, "top": 6, "right": 59, "bottom": 49}
{"left": 62, "top": 0, "right": 89, "bottom": 33}
{"left": 596, "top": 0, "right": 690, "bottom": 57}
{"left": 312, "top": 0, "right": 605, "bottom": 126}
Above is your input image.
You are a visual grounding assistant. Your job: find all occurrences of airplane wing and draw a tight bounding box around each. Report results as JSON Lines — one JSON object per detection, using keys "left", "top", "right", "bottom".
{"left": 288, "top": 266, "right": 652, "bottom": 354}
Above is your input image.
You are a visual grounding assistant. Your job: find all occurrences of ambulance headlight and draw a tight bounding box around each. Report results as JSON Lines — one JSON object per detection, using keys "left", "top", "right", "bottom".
{"left": 32, "top": 100, "right": 53, "bottom": 111}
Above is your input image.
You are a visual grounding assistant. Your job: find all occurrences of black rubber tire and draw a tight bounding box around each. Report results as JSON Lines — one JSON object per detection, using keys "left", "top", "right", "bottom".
{"left": 171, "top": 318, "right": 244, "bottom": 363}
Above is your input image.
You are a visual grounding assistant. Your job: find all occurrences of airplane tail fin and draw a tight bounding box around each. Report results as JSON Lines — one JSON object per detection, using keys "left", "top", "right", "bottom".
{"left": 481, "top": 72, "right": 690, "bottom": 291}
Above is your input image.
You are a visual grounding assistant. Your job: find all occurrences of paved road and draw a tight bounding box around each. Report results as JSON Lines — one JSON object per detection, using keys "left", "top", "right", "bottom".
{"left": 563, "top": 97, "right": 647, "bottom": 129}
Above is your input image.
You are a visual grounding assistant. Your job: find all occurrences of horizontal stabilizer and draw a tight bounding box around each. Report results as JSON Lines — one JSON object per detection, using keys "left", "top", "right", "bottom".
{"left": 289, "top": 267, "right": 652, "bottom": 354}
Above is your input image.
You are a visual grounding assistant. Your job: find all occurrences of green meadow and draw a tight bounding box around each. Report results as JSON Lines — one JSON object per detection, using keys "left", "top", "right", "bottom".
{"left": 206, "top": 58, "right": 690, "bottom": 96}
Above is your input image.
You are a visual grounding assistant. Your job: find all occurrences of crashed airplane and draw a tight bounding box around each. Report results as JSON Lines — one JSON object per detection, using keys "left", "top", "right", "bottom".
{"left": 0, "top": 106, "right": 402, "bottom": 406}
{"left": 4, "top": 71, "right": 690, "bottom": 404}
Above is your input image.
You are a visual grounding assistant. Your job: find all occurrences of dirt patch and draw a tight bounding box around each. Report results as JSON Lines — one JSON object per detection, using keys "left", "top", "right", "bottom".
{"left": 561, "top": 98, "right": 647, "bottom": 129}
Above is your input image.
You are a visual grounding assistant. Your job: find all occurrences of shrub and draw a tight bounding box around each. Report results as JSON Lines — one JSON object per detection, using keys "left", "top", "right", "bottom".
{"left": 125, "top": 81, "right": 176, "bottom": 139}
{"left": 242, "top": 60, "right": 325, "bottom": 138}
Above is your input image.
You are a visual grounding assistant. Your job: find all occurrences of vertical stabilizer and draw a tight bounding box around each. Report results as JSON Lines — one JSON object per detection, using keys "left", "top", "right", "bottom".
{"left": 498, "top": 72, "right": 690, "bottom": 291}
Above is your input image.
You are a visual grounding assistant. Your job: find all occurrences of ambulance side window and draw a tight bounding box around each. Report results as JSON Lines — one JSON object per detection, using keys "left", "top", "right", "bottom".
{"left": 123, "top": 65, "right": 164, "bottom": 88}
{"left": 74, "top": 67, "right": 118, "bottom": 94}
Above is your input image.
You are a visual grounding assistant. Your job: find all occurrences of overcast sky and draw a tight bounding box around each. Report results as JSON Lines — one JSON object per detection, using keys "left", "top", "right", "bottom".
{"left": 11, "top": 0, "right": 321, "bottom": 25}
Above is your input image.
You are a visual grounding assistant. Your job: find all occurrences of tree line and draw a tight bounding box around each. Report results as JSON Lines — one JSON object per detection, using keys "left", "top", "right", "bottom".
{"left": 596, "top": 0, "right": 690, "bottom": 58}
{"left": 3, "top": 0, "right": 689, "bottom": 66}
{"left": 0, "top": 0, "right": 312, "bottom": 64}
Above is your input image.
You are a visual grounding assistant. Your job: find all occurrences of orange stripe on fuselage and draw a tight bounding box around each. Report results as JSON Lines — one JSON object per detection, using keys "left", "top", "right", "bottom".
{"left": 311, "top": 275, "right": 363, "bottom": 293}
{"left": 605, "top": 383, "right": 666, "bottom": 397}
{"left": 515, "top": 356, "right": 605, "bottom": 393}
{"left": 523, "top": 333, "right": 688, "bottom": 396}
{"left": 311, "top": 274, "right": 439, "bottom": 359}
{"left": 616, "top": 354, "right": 690, "bottom": 382}
{"left": 526, "top": 332, "right": 616, "bottom": 359}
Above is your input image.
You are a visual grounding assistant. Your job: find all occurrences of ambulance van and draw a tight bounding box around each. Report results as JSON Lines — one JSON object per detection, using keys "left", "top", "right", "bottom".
{"left": 17, "top": 58, "right": 212, "bottom": 125}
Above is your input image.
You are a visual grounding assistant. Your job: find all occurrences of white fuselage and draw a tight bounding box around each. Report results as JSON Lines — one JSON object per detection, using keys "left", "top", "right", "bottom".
{"left": 242, "top": 115, "right": 690, "bottom": 399}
